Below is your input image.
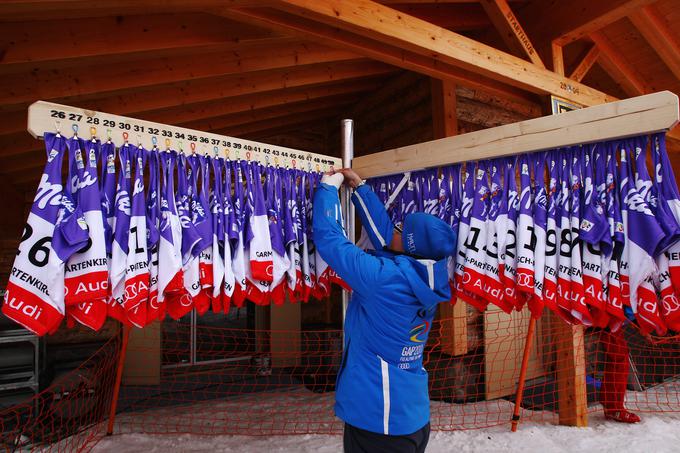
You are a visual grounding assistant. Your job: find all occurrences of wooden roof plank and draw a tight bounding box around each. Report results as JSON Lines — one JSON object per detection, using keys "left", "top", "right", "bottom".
{"left": 0, "top": 14, "right": 276, "bottom": 72}
{"left": 176, "top": 92, "right": 370, "bottom": 132}
{"left": 591, "top": 31, "right": 652, "bottom": 96}
{"left": 479, "top": 0, "right": 545, "bottom": 67}
{"left": 0, "top": 39, "right": 358, "bottom": 109}
{"left": 261, "top": 0, "right": 615, "bottom": 106}
{"left": 520, "top": 0, "right": 657, "bottom": 47}
{"left": 629, "top": 6, "right": 680, "bottom": 84}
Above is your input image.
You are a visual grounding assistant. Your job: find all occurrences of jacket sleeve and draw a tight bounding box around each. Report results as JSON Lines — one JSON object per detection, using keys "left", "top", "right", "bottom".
{"left": 351, "top": 184, "right": 394, "bottom": 250}
{"left": 313, "top": 183, "right": 385, "bottom": 294}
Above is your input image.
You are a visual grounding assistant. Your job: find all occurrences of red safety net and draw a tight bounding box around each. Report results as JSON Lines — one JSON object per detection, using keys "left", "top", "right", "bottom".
{"left": 0, "top": 338, "right": 120, "bottom": 452}
{"left": 2, "top": 305, "right": 680, "bottom": 451}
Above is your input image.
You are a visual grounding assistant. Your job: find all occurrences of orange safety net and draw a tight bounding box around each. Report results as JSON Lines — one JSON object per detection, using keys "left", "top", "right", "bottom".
{"left": 1, "top": 307, "right": 680, "bottom": 452}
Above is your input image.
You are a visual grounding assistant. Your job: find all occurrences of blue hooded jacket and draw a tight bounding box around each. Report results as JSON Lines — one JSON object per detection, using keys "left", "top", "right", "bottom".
{"left": 313, "top": 183, "right": 454, "bottom": 435}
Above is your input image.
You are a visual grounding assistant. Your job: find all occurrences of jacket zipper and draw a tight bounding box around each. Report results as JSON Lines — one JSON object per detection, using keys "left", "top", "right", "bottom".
{"left": 337, "top": 339, "right": 350, "bottom": 379}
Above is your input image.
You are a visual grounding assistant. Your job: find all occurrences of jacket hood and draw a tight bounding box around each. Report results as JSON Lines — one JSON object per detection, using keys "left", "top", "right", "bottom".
{"left": 394, "top": 254, "right": 451, "bottom": 308}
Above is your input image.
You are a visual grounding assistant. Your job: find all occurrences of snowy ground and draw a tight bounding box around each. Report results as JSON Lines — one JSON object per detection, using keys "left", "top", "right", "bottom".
{"left": 87, "top": 380, "right": 680, "bottom": 452}
{"left": 93, "top": 413, "right": 680, "bottom": 453}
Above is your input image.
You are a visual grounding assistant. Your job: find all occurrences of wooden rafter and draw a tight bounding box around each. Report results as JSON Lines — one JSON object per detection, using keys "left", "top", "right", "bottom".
{"left": 591, "top": 31, "right": 652, "bottom": 96}
{"left": 0, "top": 39, "right": 358, "bottom": 109}
{"left": 379, "top": 0, "right": 527, "bottom": 3}
{"left": 386, "top": 3, "right": 489, "bottom": 31}
{"left": 629, "top": 6, "right": 680, "bottom": 84}
{"left": 520, "top": 0, "right": 658, "bottom": 47}
{"left": 569, "top": 45, "right": 600, "bottom": 83}
{"left": 217, "top": 6, "right": 541, "bottom": 106}
{"left": 254, "top": 0, "right": 615, "bottom": 106}
{"left": 479, "top": 0, "right": 545, "bottom": 68}
{"left": 0, "top": 59, "right": 394, "bottom": 136}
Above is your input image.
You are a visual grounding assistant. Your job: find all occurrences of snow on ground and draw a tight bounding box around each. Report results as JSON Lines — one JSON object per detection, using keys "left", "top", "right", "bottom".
{"left": 93, "top": 413, "right": 680, "bottom": 453}
{"left": 90, "top": 380, "right": 680, "bottom": 452}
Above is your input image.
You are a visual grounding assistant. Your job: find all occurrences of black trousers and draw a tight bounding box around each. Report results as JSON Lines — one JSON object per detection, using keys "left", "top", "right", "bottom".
{"left": 343, "top": 422, "right": 431, "bottom": 453}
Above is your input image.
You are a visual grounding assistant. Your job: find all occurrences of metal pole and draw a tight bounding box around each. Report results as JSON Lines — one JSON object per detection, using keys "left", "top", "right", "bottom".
{"left": 340, "top": 119, "right": 355, "bottom": 325}
{"left": 511, "top": 316, "right": 537, "bottom": 432}
{"left": 107, "top": 324, "right": 131, "bottom": 436}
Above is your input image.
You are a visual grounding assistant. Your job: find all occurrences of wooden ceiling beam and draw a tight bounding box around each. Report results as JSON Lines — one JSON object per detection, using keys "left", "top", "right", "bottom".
{"left": 520, "top": 0, "right": 657, "bottom": 47}
{"left": 0, "top": 59, "right": 393, "bottom": 136}
{"left": 591, "top": 31, "right": 652, "bottom": 97}
{"left": 0, "top": 14, "right": 277, "bottom": 74}
{"left": 255, "top": 0, "right": 614, "bottom": 106}
{"left": 629, "top": 6, "right": 680, "bottom": 84}
{"left": 569, "top": 45, "right": 600, "bottom": 83}
{"left": 217, "top": 6, "right": 543, "bottom": 106}
{"left": 479, "top": 0, "right": 545, "bottom": 67}
{"left": 379, "top": 0, "right": 527, "bottom": 3}
{"left": 385, "top": 4, "right": 489, "bottom": 31}
{"left": 0, "top": 38, "right": 358, "bottom": 110}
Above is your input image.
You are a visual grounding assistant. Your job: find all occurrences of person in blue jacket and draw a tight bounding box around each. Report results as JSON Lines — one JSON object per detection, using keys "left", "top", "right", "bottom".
{"left": 313, "top": 168, "right": 457, "bottom": 453}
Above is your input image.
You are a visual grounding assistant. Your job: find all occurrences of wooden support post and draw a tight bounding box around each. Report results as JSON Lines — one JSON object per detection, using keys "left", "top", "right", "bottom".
{"left": 511, "top": 316, "right": 537, "bottom": 432}
{"left": 552, "top": 41, "right": 565, "bottom": 76}
{"left": 431, "top": 78, "right": 467, "bottom": 356}
{"left": 553, "top": 319, "right": 588, "bottom": 427}
{"left": 107, "top": 324, "right": 131, "bottom": 436}
{"left": 270, "top": 300, "right": 302, "bottom": 368}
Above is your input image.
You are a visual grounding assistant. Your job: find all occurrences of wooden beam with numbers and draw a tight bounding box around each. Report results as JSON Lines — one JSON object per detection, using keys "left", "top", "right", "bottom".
{"left": 0, "top": 59, "right": 394, "bottom": 136}
{"left": 479, "top": 0, "right": 545, "bottom": 68}
{"left": 353, "top": 91, "right": 679, "bottom": 178}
